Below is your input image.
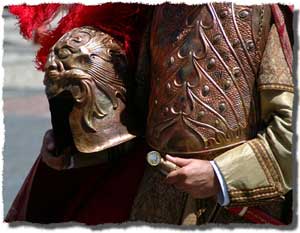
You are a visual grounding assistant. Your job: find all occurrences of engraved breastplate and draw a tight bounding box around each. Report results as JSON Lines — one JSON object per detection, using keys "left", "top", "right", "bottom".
{"left": 146, "top": 3, "right": 271, "bottom": 157}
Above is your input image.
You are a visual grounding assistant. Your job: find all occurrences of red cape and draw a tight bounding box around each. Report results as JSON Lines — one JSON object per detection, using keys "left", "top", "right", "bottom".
{"left": 5, "top": 142, "right": 148, "bottom": 224}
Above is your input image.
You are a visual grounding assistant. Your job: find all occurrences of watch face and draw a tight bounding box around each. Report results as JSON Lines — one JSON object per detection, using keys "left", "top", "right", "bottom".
{"left": 147, "top": 151, "right": 162, "bottom": 166}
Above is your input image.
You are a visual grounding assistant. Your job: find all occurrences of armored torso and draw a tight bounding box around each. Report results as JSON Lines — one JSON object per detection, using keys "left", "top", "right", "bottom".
{"left": 146, "top": 3, "right": 271, "bottom": 158}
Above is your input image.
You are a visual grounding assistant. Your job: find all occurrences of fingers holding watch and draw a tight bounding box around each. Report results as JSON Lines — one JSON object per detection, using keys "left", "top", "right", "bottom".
{"left": 164, "top": 155, "right": 221, "bottom": 199}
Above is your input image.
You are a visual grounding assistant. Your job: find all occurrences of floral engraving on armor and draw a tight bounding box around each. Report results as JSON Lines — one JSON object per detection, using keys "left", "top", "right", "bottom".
{"left": 146, "top": 3, "right": 266, "bottom": 155}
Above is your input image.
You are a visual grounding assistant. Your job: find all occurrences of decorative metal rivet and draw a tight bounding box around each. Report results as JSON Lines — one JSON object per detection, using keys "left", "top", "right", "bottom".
{"left": 219, "top": 103, "right": 226, "bottom": 112}
{"left": 232, "top": 39, "right": 240, "bottom": 48}
{"left": 167, "top": 83, "right": 171, "bottom": 89}
{"left": 246, "top": 40, "right": 255, "bottom": 51}
{"left": 233, "top": 67, "right": 241, "bottom": 78}
{"left": 224, "top": 80, "right": 231, "bottom": 90}
{"left": 219, "top": 10, "right": 229, "bottom": 19}
{"left": 198, "top": 111, "right": 205, "bottom": 118}
{"left": 215, "top": 119, "right": 220, "bottom": 125}
{"left": 212, "top": 34, "right": 222, "bottom": 45}
{"left": 207, "top": 58, "right": 216, "bottom": 69}
{"left": 154, "top": 99, "right": 158, "bottom": 105}
{"left": 170, "top": 56, "right": 175, "bottom": 64}
{"left": 238, "top": 10, "right": 250, "bottom": 19}
{"left": 202, "top": 85, "right": 210, "bottom": 96}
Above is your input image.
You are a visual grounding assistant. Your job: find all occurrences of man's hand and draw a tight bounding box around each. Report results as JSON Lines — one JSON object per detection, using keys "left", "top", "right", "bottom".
{"left": 40, "top": 129, "right": 69, "bottom": 170}
{"left": 165, "top": 155, "right": 221, "bottom": 199}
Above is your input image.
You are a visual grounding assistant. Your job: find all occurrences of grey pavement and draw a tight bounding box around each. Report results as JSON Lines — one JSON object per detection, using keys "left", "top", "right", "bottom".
{"left": 2, "top": 9, "right": 51, "bottom": 216}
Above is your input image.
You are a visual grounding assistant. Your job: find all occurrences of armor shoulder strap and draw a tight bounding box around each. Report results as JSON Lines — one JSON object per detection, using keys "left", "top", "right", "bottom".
{"left": 271, "top": 4, "right": 293, "bottom": 74}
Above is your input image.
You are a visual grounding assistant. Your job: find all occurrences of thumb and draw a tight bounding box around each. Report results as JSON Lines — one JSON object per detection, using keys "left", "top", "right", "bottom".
{"left": 166, "top": 154, "right": 192, "bottom": 167}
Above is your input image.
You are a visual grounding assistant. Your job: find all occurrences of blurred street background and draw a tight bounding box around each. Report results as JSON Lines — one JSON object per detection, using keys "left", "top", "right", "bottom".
{"left": 2, "top": 8, "right": 52, "bottom": 216}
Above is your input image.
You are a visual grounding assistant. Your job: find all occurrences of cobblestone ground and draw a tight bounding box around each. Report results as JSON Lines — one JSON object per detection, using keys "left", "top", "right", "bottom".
{"left": 2, "top": 8, "right": 51, "bottom": 216}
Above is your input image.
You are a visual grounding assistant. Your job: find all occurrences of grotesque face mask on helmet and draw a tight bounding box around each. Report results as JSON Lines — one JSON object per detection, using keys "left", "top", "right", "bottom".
{"left": 44, "top": 26, "right": 135, "bottom": 154}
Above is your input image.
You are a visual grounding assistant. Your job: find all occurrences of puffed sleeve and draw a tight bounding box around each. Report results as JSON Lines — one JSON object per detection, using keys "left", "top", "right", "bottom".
{"left": 213, "top": 24, "right": 293, "bottom": 206}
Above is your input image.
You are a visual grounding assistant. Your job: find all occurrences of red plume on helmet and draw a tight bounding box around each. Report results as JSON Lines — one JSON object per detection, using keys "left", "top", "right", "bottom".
{"left": 9, "top": 3, "right": 149, "bottom": 71}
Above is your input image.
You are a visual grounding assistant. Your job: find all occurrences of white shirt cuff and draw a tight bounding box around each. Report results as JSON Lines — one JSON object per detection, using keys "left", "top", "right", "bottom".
{"left": 210, "top": 160, "right": 230, "bottom": 206}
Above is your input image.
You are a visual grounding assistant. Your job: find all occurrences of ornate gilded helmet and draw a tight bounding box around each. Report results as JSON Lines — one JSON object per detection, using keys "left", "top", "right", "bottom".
{"left": 44, "top": 26, "right": 135, "bottom": 154}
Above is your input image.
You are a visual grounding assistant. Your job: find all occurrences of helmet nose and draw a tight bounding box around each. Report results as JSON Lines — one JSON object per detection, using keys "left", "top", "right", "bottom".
{"left": 44, "top": 51, "right": 61, "bottom": 85}
{"left": 45, "top": 52, "right": 58, "bottom": 70}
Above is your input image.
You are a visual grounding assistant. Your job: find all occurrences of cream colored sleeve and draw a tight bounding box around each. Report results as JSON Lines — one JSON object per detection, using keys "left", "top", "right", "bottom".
{"left": 214, "top": 25, "right": 293, "bottom": 206}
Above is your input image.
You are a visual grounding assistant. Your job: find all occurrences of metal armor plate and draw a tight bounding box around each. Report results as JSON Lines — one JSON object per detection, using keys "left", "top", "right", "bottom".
{"left": 146, "top": 3, "right": 271, "bottom": 157}
{"left": 44, "top": 27, "right": 136, "bottom": 153}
